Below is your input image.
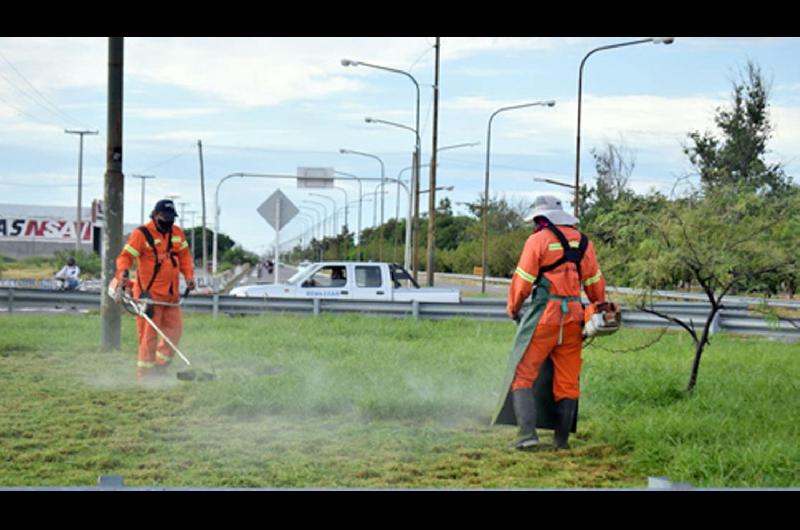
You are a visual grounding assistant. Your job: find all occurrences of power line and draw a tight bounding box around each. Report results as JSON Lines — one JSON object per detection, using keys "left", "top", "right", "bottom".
{"left": 203, "top": 143, "right": 338, "bottom": 156}
{"left": 133, "top": 144, "right": 197, "bottom": 173}
{"left": 0, "top": 179, "right": 100, "bottom": 188}
{"left": 0, "top": 87, "right": 60, "bottom": 128}
{"left": 0, "top": 49, "right": 92, "bottom": 130}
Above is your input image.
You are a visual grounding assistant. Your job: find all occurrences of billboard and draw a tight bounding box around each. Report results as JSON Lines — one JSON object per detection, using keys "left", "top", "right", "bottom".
{"left": 0, "top": 217, "right": 93, "bottom": 243}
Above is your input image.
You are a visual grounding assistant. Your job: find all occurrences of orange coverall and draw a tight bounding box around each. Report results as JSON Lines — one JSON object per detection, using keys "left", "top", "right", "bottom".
{"left": 115, "top": 220, "right": 194, "bottom": 376}
{"left": 507, "top": 225, "right": 606, "bottom": 400}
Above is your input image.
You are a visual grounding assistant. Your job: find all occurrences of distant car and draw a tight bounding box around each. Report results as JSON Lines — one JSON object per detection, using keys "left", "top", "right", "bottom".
{"left": 298, "top": 260, "right": 312, "bottom": 270}
{"left": 229, "top": 261, "right": 461, "bottom": 303}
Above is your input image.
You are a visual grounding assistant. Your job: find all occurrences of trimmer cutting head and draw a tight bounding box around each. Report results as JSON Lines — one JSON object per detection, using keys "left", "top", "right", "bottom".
{"left": 176, "top": 369, "right": 216, "bottom": 382}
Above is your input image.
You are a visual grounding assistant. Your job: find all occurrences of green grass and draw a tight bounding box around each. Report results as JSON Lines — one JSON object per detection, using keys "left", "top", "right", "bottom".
{"left": 0, "top": 312, "right": 797, "bottom": 488}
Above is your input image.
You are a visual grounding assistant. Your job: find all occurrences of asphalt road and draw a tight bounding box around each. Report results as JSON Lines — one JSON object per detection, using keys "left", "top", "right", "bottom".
{"left": 237, "top": 264, "right": 298, "bottom": 286}
{"left": 236, "top": 263, "right": 507, "bottom": 298}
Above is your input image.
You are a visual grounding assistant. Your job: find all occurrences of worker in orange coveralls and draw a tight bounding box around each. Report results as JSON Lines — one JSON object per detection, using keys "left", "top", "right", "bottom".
{"left": 112, "top": 199, "right": 195, "bottom": 379}
{"left": 491, "top": 195, "right": 606, "bottom": 450}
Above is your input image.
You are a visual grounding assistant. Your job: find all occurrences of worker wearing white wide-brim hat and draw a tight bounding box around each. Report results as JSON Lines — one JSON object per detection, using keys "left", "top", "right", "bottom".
{"left": 491, "top": 195, "right": 607, "bottom": 450}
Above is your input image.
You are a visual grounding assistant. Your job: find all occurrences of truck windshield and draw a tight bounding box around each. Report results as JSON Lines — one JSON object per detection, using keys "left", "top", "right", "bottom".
{"left": 286, "top": 269, "right": 308, "bottom": 285}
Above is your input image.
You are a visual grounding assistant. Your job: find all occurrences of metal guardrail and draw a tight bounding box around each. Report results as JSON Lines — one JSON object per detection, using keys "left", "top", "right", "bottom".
{"left": 436, "top": 272, "right": 800, "bottom": 309}
{"left": 1, "top": 287, "right": 798, "bottom": 341}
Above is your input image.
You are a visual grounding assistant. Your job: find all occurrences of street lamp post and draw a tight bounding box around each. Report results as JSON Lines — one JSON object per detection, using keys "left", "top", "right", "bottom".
{"left": 303, "top": 199, "right": 329, "bottom": 238}
{"left": 212, "top": 172, "right": 300, "bottom": 275}
{"left": 364, "top": 116, "right": 421, "bottom": 269}
{"left": 302, "top": 204, "right": 325, "bottom": 259}
{"left": 482, "top": 100, "right": 556, "bottom": 294}
{"left": 310, "top": 193, "right": 338, "bottom": 253}
{"left": 297, "top": 212, "right": 316, "bottom": 241}
{"left": 420, "top": 185, "right": 454, "bottom": 194}
{"left": 574, "top": 37, "right": 674, "bottom": 217}
{"left": 342, "top": 59, "right": 421, "bottom": 274}
{"left": 339, "top": 149, "right": 385, "bottom": 259}
{"left": 131, "top": 174, "right": 155, "bottom": 224}
{"left": 334, "top": 171, "right": 365, "bottom": 260}
{"left": 331, "top": 186, "right": 349, "bottom": 256}
{"left": 534, "top": 177, "right": 577, "bottom": 190}
{"left": 65, "top": 129, "right": 99, "bottom": 252}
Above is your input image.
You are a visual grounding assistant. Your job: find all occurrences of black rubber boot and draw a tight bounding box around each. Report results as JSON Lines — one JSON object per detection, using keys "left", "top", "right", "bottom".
{"left": 553, "top": 398, "right": 577, "bottom": 450}
{"left": 510, "top": 388, "right": 539, "bottom": 450}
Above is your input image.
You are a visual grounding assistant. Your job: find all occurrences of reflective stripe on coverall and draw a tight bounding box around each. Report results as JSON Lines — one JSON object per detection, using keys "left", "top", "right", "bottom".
{"left": 491, "top": 225, "right": 606, "bottom": 427}
{"left": 115, "top": 220, "right": 194, "bottom": 375}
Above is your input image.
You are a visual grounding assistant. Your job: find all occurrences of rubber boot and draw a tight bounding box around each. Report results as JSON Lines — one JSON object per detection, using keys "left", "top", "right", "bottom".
{"left": 510, "top": 388, "right": 539, "bottom": 450}
{"left": 553, "top": 398, "right": 577, "bottom": 450}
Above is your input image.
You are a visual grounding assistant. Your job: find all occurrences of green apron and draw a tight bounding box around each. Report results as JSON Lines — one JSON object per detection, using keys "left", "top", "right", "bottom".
{"left": 490, "top": 276, "right": 580, "bottom": 432}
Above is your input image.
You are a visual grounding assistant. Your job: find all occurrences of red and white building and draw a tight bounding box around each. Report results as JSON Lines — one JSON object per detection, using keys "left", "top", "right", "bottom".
{"left": 0, "top": 199, "right": 135, "bottom": 259}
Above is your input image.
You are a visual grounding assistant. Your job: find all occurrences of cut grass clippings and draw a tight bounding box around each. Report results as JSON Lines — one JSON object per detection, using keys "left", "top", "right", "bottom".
{"left": 0, "top": 312, "right": 797, "bottom": 488}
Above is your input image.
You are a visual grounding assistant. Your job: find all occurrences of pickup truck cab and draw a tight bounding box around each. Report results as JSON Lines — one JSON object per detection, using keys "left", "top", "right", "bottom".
{"left": 229, "top": 261, "right": 461, "bottom": 303}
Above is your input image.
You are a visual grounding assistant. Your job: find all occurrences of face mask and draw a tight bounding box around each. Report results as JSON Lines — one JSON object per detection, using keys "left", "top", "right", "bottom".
{"left": 156, "top": 217, "right": 174, "bottom": 233}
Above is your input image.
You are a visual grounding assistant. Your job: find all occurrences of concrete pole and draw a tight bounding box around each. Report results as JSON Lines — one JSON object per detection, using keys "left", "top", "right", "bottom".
{"left": 101, "top": 37, "right": 124, "bottom": 351}
{"left": 198, "top": 140, "right": 208, "bottom": 277}
{"left": 426, "top": 37, "right": 441, "bottom": 286}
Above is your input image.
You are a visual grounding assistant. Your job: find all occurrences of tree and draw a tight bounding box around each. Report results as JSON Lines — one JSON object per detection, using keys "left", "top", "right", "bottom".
{"left": 465, "top": 194, "right": 531, "bottom": 233}
{"left": 621, "top": 61, "right": 800, "bottom": 393}
{"left": 684, "top": 61, "right": 792, "bottom": 196}
{"left": 185, "top": 227, "right": 235, "bottom": 263}
{"left": 580, "top": 140, "right": 638, "bottom": 231}
{"left": 630, "top": 186, "right": 797, "bottom": 393}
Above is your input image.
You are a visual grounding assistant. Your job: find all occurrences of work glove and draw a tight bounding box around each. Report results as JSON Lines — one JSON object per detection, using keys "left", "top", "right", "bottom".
{"left": 186, "top": 278, "right": 196, "bottom": 291}
{"left": 108, "top": 270, "right": 132, "bottom": 303}
{"left": 108, "top": 277, "right": 124, "bottom": 303}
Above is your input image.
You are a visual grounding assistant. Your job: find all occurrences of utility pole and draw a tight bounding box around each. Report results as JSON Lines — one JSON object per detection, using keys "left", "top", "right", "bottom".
{"left": 198, "top": 140, "right": 208, "bottom": 277}
{"left": 426, "top": 37, "right": 441, "bottom": 287}
{"left": 186, "top": 210, "right": 197, "bottom": 257}
{"left": 131, "top": 174, "right": 154, "bottom": 224}
{"left": 65, "top": 129, "right": 99, "bottom": 252}
{"left": 101, "top": 37, "right": 124, "bottom": 351}
{"left": 178, "top": 201, "right": 188, "bottom": 223}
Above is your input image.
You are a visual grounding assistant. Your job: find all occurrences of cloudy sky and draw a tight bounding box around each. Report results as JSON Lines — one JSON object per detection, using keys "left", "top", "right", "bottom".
{"left": 0, "top": 37, "right": 798, "bottom": 255}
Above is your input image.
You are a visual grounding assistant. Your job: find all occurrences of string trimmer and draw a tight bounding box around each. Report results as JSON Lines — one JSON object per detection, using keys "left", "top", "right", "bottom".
{"left": 119, "top": 288, "right": 215, "bottom": 382}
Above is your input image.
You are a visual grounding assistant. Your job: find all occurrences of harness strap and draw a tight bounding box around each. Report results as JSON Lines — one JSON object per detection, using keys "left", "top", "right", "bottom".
{"left": 548, "top": 294, "right": 582, "bottom": 344}
{"left": 136, "top": 225, "right": 178, "bottom": 295}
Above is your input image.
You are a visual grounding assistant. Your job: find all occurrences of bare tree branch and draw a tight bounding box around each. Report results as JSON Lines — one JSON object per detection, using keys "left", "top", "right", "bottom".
{"left": 639, "top": 305, "right": 700, "bottom": 345}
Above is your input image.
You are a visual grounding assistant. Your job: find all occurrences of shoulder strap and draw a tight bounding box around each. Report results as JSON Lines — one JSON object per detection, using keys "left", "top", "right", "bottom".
{"left": 536, "top": 225, "right": 588, "bottom": 285}
{"left": 136, "top": 226, "right": 162, "bottom": 294}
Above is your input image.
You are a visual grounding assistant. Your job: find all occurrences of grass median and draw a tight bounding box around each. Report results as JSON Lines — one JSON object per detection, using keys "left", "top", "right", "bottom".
{"left": 0, "top": 311, "right": 797, "bottom": 488}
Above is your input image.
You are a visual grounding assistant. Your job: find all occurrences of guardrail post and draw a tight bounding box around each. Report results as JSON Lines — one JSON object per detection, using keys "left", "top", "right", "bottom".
{"left": 212, "top": 294, "right": 219, "bottom": 318}
{"left": 412, "top": 300, "right": 420, "bottom": 320}
{"left": 710, "top": 310, "right": 722, "bottom": 336}
{"left": 313, "top": 298, "right": 320, "bottom": 317}
{"left": 8, "top": 288, "right": 14, "bottom": 314}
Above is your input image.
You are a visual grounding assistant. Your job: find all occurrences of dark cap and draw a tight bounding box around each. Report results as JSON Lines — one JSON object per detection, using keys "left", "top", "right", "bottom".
{"left": 152, "top": 199, "right": 178, "bottom": 217}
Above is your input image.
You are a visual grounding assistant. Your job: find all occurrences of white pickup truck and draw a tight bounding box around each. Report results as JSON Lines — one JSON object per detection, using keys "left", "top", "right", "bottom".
{"left": 229, "top": 261, "right": 461, "bottom": 303}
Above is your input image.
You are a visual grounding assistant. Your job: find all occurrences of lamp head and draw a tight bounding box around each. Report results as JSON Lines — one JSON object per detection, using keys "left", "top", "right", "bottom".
{"left": 653, "top": 37, "right": 675, "bottom": 45}
{"left": 341, "top": 59, "right": 358, "bottom": 67}
{"left": 545, "top": 100, "right": 556, "bottom": 107}
{"left": 364, "top": 117, "right": 374, "bottom": 123}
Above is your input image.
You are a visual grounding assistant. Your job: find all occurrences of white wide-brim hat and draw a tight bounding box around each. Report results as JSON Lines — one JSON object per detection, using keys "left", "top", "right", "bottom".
{"left": 527, "top": 195, "right": 578, "bottom": 226}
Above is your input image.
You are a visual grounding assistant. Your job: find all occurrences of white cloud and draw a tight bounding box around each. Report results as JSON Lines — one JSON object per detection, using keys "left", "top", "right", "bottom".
{"left": 437, "top": 37, "right": 585, "bottom": 61}
{"left": 127, "top": 106, "right": 219, "bottom": 120}
{"left": 123, "top": 37, "right": 430, "bottom": 108}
